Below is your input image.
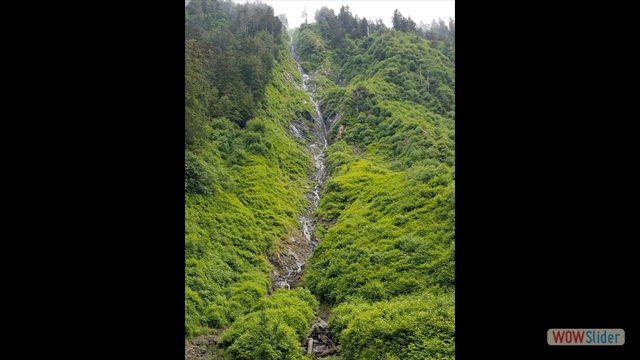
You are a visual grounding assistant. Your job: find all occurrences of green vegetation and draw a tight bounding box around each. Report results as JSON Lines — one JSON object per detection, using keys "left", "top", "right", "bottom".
{"left": 184, "top": 0, "right": 318, "bottom": 352}
{"left": 185, "top": 1, "right": 454, "bottom": 359}
{"left": 294, "top": 7, "right": 455, "bottom": 360}
{"left": 219, "top": 288, "right": 318, "bottom": 360}
{"left": 330, "top": 291, "right": 454, "bottom": 360}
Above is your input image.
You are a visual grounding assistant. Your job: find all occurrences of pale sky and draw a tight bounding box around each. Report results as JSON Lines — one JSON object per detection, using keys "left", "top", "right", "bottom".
{"left": 250, "top": 1, "right": 454, "bottom": 29}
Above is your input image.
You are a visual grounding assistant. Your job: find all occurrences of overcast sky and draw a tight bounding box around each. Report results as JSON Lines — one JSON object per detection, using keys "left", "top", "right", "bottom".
{"left": 253, "top": 1, "right": 454, "bottom": 29}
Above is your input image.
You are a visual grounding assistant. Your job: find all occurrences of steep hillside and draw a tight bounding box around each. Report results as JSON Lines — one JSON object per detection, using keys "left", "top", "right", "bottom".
{"left": 293, "top": 7, "right": 455, "bottom": 360}
{"left": 185, "top": 2, "right": 320, "bottom": 358}
{"left": 185, "top": 1, "right": 455, "bottom": 359}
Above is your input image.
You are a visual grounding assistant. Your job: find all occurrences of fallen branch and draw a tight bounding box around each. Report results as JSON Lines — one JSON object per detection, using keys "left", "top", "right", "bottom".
{"left": 318, "top": 334, "right": 335, "bottom": 348}
{"left": 307, "top": 338, "right": 314, "bottom": 355}
{"left": 317, "top": 346, "right": 337, "bottom": 358}
{"left": 317, "top": 319, "right": 329, "bottom": 329}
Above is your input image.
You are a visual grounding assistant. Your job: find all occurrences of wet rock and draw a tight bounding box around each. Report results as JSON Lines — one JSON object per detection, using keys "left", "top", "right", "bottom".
{"left": 289, "top": 121, "right": 306, "bottom": 140}
{"left": 184, "top": 335, "right": 220, "bottom": 360}
{"left": 302, "top": 110, "right": 314, "bottom": 122}
{"left": 270, "top": 37, "right": 329, "bottom": 294}
{"left": 335, "top": 69, "right": 344, "bottom": 86}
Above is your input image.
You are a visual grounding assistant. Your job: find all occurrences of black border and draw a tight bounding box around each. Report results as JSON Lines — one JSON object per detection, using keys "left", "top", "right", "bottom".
{"left": 77, "top": 2, "right": 188, "bottom": 357}
{"left": 458, "top": 2, "right": 634, "bottom": 358}
{"left": 18, "top": 1, "right": 188, "bottom": 356}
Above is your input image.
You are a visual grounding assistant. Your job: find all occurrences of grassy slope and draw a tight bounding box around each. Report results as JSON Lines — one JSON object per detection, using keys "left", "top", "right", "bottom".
{"left": 295, "top": 24, "right": 455, "bottom": 360}
{"left": 185, "top": 29, "right": 319, "bottom": 347}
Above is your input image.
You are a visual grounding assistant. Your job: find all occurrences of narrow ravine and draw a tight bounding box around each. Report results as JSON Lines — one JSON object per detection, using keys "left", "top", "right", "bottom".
{"left": 285, "top": 36, "right": 339, "bottom": 358}
{"left": 270, "top": 37, "right": 329, "bottom": 292}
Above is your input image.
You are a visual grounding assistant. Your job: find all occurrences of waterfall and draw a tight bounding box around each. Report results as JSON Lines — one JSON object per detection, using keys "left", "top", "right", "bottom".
{"left": 271, "top": 37, "right": 330, "bottom": 290}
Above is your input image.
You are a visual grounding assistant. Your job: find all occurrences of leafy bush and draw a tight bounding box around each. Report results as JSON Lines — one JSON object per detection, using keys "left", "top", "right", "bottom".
{"left": 219, "top": 288, "right": 318, "bottom": 360}
{"left": 185, "top": 151, "right": 217, "bottom": 196}
{"left": 330, "top": 291, "right": 455, "bottom": 360}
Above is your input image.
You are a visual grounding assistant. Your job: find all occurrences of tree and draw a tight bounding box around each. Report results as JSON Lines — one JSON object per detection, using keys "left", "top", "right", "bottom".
{"left": 302, "top": 7, "right": 307, "bottom": 24}
{"left": 315, "top": 7, "right": 339, "bottom": 42}
{"left": 438, "top": 18, "right": 448, "bottom": 40}
{"left": 392, "top": 9, "right": 402, "bottom": 30}
{"left": 406, "top": 16, "right": 417, "bottom": 33}
{"left": 338, "top": 5, "right": 353, "bottom": 33}
{"left": 276, "top": 13, "right": 289, "bottom": 28}
{"left": 359, "top": 17, "right": 369, "bottom": 37}
{"left": 430, "top": 19, "right": 439, "bottom": 40}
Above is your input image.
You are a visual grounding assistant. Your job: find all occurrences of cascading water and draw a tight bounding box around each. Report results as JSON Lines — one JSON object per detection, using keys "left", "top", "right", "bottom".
{"left": 269, "top": 37, "right": 329, "bottom": 291}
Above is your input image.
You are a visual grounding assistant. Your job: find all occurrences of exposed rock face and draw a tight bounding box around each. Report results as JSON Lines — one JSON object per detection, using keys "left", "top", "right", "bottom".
{"left": 270, "top": 37, "right": 330, "bottom": 293}
{"left": 267, "top": 229, "right": 315, "bottom": 291}
{"left": 184, "top": 334, "right": 220, "bottom": 360}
